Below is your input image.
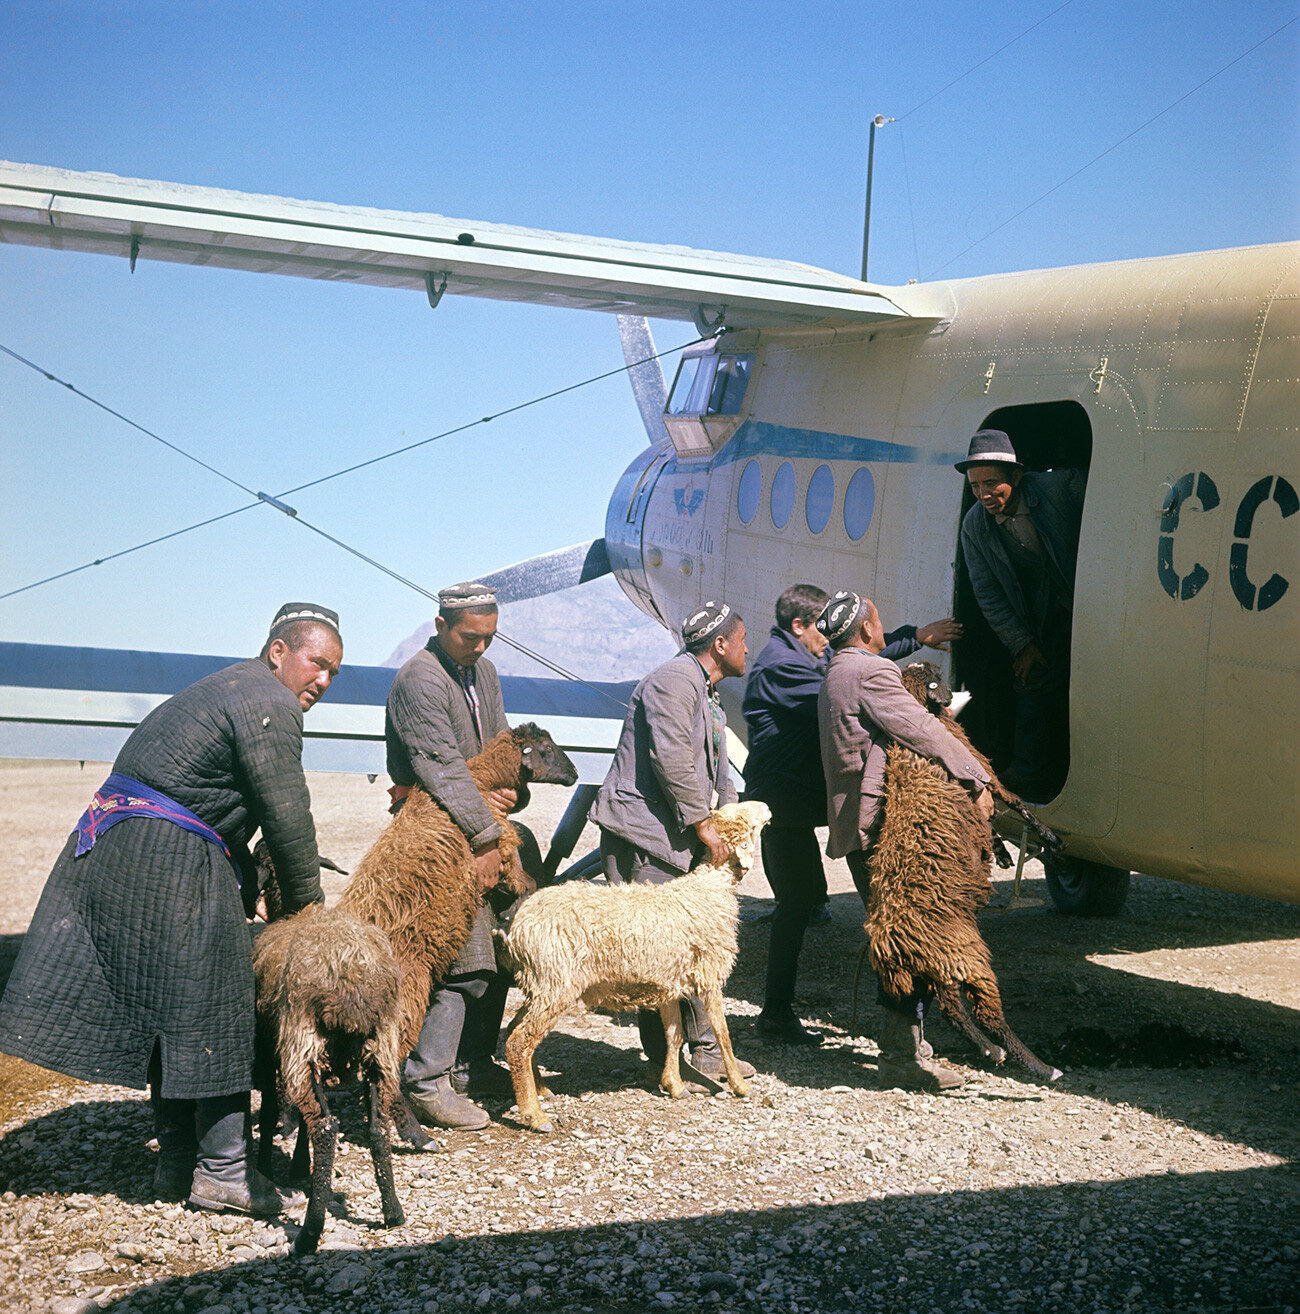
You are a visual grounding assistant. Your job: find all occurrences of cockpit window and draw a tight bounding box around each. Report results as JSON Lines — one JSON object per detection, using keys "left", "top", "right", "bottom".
{"left": 666, "top": 354, "right": 755, "bottom": 417}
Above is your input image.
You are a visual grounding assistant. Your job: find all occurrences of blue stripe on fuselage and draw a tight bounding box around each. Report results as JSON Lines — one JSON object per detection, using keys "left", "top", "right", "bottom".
{"left": 662, "top": 421, "right": 967, "bottom": 473}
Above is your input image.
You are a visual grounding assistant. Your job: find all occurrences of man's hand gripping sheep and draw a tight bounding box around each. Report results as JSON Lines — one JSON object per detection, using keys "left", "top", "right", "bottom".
{"left": 502, "top": 801, "right": 771, "bottom": 1133}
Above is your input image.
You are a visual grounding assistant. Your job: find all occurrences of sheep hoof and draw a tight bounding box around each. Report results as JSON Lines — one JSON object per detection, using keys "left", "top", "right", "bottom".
{"left": 1047, "top": 1067, "right": 1063, "bottom": 1082}
{"left": 730, "top": 1080, "right": 751, "bottom": 1098}
{"left": 660, "top": 1083, "right": 689, "bottom": 1101}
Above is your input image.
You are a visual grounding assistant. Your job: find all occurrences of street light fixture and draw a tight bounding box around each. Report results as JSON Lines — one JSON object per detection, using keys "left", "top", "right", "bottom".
{"left": 861, "top": 113, "right": 895, "bottom": 282}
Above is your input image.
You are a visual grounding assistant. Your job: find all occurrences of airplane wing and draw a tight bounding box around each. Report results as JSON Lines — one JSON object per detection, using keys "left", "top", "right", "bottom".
{"left": 0, "top": 160, "right": 908, "bottom": 331}
{"left": 0, "top": 640, "right": 631, "bottom": 784}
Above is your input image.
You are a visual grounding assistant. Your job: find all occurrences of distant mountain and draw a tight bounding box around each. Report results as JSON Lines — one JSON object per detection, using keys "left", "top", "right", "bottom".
{"left": 384, "top": 574, "right": 678, "bottom": 681}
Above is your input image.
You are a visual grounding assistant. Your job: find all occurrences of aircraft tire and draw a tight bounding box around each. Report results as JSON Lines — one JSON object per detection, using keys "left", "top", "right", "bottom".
{"left": 1044, "top": 856, "right": 1131, "bottom": 916}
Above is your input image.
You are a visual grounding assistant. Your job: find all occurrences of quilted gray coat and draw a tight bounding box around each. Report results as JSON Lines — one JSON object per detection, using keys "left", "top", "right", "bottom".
{"left": 0, "top": 658, "right": 323, "bottom": 1099}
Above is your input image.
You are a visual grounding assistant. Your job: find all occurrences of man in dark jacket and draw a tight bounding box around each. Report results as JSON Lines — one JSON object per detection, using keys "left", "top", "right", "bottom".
{"left": 743, "top": 586, "right": 961, "bottom": 1044}
{"left": 0, "top": 603, "right": 340, "bottom": 1215}
{"left": 817, "top": 590, "right": 991, "bottom": 1092}
{"left": 957, "top": 429, "right": 1085, "bottom": 799}
{"left": 591, "top": 599, "right": 755, "bottom": 1081}
{"left": 386, "top": 582, "right": 528, "bottom": 1130}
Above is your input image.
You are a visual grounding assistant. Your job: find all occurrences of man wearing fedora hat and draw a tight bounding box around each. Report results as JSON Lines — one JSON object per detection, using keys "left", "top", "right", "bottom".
{"left": 956, "top": 430, "right": 1085, "bottom": 800}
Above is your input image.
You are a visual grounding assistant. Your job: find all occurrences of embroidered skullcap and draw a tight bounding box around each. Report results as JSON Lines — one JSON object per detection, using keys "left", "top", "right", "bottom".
{"left": 438, "top": 581, "right": 498, "bottom": 608}
{"left": 270, "top": 602, "right": 341, "bottom": 638}
{"left": 815, "top": 590, "right": 864, "bottom": 643}
{"left": 954, "top": 429, "right": 1024, "bottom": 473}
{"left": 681, "top": 600, "right": 732, "bottom": 646}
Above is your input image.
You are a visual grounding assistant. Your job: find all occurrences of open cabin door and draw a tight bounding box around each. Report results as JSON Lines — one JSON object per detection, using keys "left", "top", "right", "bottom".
{"left": 951, "top": 391, "right": 1139, "bottom": 845}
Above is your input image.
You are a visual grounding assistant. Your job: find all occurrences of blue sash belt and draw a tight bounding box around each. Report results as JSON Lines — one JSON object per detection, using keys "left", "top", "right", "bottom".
{"left": 74, "top": 772, "right": 232, "bottom": 860}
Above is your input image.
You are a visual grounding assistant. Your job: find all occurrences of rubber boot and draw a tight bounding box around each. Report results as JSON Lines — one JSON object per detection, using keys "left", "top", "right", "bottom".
{"left": 878, "top": 1009, "right": 964, "bottom": 1092}
{"left": 188, "top": 1094, "right": 303, "bottom": 1216}
{"left": 404, "top": 983, "right": 489, "bottom": 1130}
{"left": 150, "top": 1088, "right": 197, "bottom": 1202}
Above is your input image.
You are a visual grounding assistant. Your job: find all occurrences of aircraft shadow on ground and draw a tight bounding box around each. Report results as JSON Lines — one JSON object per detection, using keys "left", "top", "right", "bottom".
{"left": 727, "top": 883, "right": 1300, "bottom": 1160}
{"left": 5, "top": 1125, "right": 1288, "bottom": 1314}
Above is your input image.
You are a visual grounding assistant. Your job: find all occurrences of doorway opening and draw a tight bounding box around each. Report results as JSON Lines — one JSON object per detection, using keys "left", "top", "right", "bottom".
{"left": 951, "top": 400, "right": 1092, "bottom": 799}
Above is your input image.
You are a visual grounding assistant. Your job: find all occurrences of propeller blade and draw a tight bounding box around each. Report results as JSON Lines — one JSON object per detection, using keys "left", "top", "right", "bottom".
{"left": 617, "top": 315, "right": 669, "bottom": 445}
{"left": 478, "top": 539, "right": 611, "bottom": 604}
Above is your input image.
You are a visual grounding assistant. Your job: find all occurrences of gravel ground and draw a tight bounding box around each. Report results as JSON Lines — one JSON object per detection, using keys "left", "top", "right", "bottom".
{"left": 1, "top": 761, "right": 1297, "bottom": 1314}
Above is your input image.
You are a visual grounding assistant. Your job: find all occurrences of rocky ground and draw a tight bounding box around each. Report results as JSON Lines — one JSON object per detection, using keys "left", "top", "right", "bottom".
{"left": 1, "top": 762, "right": 1297, "bottom": 1314}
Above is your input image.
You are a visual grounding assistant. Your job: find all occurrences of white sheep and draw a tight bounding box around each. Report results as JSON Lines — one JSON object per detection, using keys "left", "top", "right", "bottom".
{"left": 501, "top": 800, "right": 771, "bottom": 1132}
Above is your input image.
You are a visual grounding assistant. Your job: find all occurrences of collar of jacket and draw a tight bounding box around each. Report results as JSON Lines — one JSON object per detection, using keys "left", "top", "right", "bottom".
{"left": 426, "top": 635, "right": 477, "bottom": 683}
{"left": 768, "top": 623, "right": 828, "bottom": 673}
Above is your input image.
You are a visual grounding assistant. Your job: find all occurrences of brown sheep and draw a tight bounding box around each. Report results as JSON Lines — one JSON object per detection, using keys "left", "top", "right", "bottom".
{"left": 501, "top": 800, "right": 772, "bottom": 1133}
{"left": 251, "top": 890, "right": 432, "bottom": 1256}
{"left": 867, "top": 668, "right": 1061, "bottom": 1082}
{"left": 898, "top": 661, "right": 1059, "bottom": 855}
{"left": 337, "top": 722, "right": 578, "bottom": 1055}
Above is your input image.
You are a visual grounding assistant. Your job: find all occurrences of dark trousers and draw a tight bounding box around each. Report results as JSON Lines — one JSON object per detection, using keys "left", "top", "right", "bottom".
{"left": 846, "top": 849, "right": 927, "bottom": 1022}
{"left": 761, "top": 825, "right": 826, "bottom": 1012}
{"left": 599, "top": 829, "right": 719, "bottom": 1060}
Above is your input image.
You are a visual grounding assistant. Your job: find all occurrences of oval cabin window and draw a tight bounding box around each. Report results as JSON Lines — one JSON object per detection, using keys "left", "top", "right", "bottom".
{"left": 770, "top": 461, "right": 796, "bottom": 530}
{"left": 843, "top": 467, "right": 876, "bottom": 541}
{"left": 737, "top": 459, "right": 761, "bottom": 524}
{"left": 806, "top": 464, "right": 834, "bottom": 534}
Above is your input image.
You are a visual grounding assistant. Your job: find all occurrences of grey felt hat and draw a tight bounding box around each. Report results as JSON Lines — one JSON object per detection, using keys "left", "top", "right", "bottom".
{"left": 954, "top": 429, "right": 1024, "bottom": 473}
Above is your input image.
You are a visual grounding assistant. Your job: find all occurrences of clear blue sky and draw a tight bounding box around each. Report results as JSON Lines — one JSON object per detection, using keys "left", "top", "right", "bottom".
{"left": 2, "top": 1, "right": 1296, "bottom": 665}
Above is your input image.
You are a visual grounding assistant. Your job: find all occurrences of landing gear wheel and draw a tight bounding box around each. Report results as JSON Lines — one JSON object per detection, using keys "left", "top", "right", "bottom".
{"left": 1044, "top": 856, "right": 1130, "bottom": 916}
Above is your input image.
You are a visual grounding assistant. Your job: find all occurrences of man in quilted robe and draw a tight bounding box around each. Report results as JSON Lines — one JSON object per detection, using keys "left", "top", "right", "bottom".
{"left": 0, "top": 603, "right": 341, "bottom": 1216}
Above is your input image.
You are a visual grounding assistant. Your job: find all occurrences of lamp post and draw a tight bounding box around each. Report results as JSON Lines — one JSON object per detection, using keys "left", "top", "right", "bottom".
{"left": 860, "top": 113, "right": 894, "bottom": 283}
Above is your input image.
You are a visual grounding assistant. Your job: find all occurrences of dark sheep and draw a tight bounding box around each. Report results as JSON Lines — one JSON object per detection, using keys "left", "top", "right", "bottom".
{"left": 866, "top": 664, "right": 1062, "bottom": 1082}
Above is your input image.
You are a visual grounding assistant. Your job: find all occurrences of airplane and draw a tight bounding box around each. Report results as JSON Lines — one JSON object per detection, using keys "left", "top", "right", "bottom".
{"left": 0, "top": 160, "right": 1295, "bottom": 916}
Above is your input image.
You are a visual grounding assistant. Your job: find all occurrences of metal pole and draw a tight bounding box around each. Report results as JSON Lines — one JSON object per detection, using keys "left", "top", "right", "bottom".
{"left": 861, "top": 113, "right": 893, "bottom": 283}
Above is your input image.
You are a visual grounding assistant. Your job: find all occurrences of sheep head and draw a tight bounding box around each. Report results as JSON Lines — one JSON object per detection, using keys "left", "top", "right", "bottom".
{"left": 710, "top": 800, "right": 772, "bottom": 877}
{"left": 900, "top": 661, "right": 953, "bottom": 716}
{"left": 512, "top": 722, "right": 579, "bottom": 788}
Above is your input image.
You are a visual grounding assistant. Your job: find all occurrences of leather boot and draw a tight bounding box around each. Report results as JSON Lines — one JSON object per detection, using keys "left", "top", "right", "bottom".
{"left": 406, "top": 1074, "right": 490, "bottom": 1130}
{"left": 878, "top": 1009, "right": 964, "bottom": 1091}
{"left": 150, "top": 1089, "right": 197, "bottom": 1202}
{"left": 188, "top": 1094, "right": 304, "bottom": 1216}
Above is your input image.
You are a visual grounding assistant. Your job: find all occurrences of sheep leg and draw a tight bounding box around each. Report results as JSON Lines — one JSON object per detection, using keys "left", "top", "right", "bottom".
{"left": 505, "top": 993, "right": 567, "bottom": 1132}
{"left": 657, "top": 1001, "right": 688, "bottom": 1100}
{"left": 365, "top": 1075, "right": 405, "bottom": 1229}
{"left": 504, "top": 1001, "right": 552, "bottom": 1100}
{"left": 964, "top": 978, "right": 1061, "bottom": 1082}
{"left": 294, "top": 1071, "right": 336, "bottom": 1258}
{"left": 388, "top": 1090, "right": 435, "bottom": 1152}
{"left": 256, "top": 1077, "right": 280, "bottom": 1177}
{"left": 935, "top": 982, "right": 1007, "bottom": 1064}
{"left": 695, "top": 988, "right": 750, "bottom": 1098}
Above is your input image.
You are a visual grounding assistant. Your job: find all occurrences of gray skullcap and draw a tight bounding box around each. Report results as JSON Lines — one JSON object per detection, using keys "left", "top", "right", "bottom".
{"left": 815, "top": 590, "right": 864, "bottom": 643}
{"left": 438, "top": 581, "right": 498, "bottom": 608}
{"left": 681, "top": 600, "right": 732, "bottom": 646}
{"left": 270, "top": 602, "right": 341, "bottom": 637}
{"left": 954, "top": 429, "right": 1024, "bottom": 473}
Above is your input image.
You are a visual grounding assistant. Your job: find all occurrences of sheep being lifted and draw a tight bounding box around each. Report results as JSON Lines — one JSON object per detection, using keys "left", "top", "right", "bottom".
{"left": 337, "top": 721, "right": 578, "bottom": 1055}
{"left": 866, "top": 662, "right": 1060, "bottom": 1082}
{"left": 502, "top": 800, "right": 771, "bottom": 1133}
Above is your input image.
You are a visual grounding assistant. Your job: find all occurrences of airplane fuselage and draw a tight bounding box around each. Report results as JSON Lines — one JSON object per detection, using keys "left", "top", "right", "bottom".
{"left": 607, "top": 243, "right": 1299, "bottom": 902}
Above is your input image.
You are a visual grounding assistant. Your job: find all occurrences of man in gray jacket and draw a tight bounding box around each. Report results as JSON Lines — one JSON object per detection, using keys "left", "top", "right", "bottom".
{"left": 591, "top": 599, "right": 755, "bottom": 1081}
{"left": 957, "top": 429, "right": 1085, "bottom": 800}
{"left": 386, "top": 582, "right": 526, "bottom": 1130}
{"left": 817, "top": 589, "right": 992, "bottom": 1091}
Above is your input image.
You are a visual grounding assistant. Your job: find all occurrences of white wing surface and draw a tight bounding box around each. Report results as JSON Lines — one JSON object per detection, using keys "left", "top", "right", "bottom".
{"left": 0, "top": 160, "right": 907, "bottom": 330}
